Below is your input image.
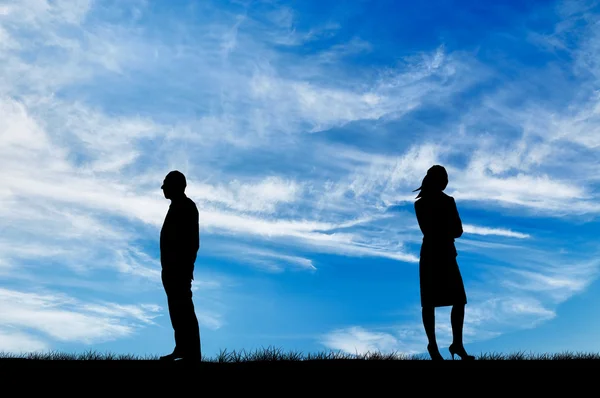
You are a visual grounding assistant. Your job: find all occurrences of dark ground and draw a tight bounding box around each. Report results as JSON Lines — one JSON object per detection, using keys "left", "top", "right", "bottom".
{"left": 0, "top": 360, "right": 592, "bottom": 397}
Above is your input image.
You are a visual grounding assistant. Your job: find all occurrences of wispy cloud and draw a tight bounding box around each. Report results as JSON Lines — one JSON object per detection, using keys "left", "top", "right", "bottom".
{"left": 0, "top": 330, "right": 48, "bottom": 353}
{"left": 238, "top": 248, "right": 317, "bottom": 273}
{"left": 320, "top": 326, "right": 401, "bottom": 355}
{"left": 462, "top": 224, "right": 531, "bottom": 239}
{"left": 0, "top": 287, "right": 160, "bottom": 351}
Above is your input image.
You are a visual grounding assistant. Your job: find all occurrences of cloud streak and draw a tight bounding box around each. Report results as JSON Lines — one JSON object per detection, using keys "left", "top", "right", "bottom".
{"left": 0, "top": 287, "right": 160, "bottom": 352}
{"left": 462, "top": 224, "right": 531, "bottom": 239}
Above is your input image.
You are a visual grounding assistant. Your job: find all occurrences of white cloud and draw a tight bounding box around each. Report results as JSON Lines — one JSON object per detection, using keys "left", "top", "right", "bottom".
{"left": 462, "top": 224, "right": 530, "bottom": 239}
{"left": 315, "top": 37, "right": 372, "bottom": 64}
{"left": 320, "top": 295, "right": 558, "bottom": 356}
{"left": 321, "top": 326, "right": 401, "bottom": 355}
{"left": 186, "top": 176, "right": 302, "bottom": 214}
{"left": 260, "top": 7, "right": 340, "bottom": 46}
{"left": 215, "top": 245, "right": 317, "bottom": 273}
{"left": 0, "top": 0, "right": 92, "bottom": 27}
{"left": 196, "top": 311, "right": 224, "bottom": 330}
{"left": 0, "top": 287, "right": 161, "bottom": 344}
{"left": 0, "top": 330, "right": 48, "bottom": 353}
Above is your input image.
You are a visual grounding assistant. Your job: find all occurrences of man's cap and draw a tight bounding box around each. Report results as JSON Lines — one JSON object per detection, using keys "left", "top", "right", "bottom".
{"left": 164, "top": 170, "right": 187, "bottom": 189}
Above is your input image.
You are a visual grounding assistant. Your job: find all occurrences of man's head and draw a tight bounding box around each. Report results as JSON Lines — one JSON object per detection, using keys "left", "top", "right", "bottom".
{"left": 161, "top": 170, "right": 187, "bottom": 200}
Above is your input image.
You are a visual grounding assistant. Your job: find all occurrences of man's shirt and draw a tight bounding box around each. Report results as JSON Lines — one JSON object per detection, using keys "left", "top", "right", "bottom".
{"left": 160, "top": 195, "right": 200, "bottom": 278}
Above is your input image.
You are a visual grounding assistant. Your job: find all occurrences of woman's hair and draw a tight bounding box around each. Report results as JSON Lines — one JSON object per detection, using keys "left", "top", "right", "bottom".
{"left": 413, "top": 165, "right": 448, "bottom": 199}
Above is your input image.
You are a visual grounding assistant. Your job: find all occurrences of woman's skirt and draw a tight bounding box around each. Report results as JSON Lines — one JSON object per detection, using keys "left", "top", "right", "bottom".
{"left": 419, "top": 240, "right": 467, "bottom": 308}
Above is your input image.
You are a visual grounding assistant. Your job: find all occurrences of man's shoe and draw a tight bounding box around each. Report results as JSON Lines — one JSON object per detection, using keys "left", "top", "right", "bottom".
{"left": 159, "top": 351, "right": 183, "bottom": 361}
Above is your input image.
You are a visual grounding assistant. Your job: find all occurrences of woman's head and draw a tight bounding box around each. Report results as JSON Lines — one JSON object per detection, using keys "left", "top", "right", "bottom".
{"left": 413, "top": 165, "right": 448, "bottom": 198}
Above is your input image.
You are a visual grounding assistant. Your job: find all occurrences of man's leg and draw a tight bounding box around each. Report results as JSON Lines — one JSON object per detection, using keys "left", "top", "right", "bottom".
{"left": 160, "top": 270, "right": 201, "bottom": 361}
{"left": 179, "top": 277, "right": 201, "bottom": 361}
{"left": 160, "top": 272, "right": 186, "bottom": 360}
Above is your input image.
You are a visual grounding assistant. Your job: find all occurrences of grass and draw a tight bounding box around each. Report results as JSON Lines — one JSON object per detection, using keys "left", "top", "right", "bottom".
{"left": 1, "top": 346, "right": 600, "bottom": 361}
{"left": 2, "top": 346, "right": 596, "bottom": 393}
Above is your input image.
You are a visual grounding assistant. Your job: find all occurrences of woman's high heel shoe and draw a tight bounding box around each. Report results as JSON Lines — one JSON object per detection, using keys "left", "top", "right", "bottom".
{"left": 448, "top": 343, "right": 475, "bottom": 360}
{"left": 427, "top": 344, "right": 444, "bottom": 361}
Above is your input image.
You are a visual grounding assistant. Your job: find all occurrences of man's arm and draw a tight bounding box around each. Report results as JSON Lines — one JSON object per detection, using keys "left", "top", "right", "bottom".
{"left": 188, "top": 205, "right": 199, "bottom": 259}
{"left": 176, "top": 201, "right": 199, "bottom": 263}
{"left": 164, "top": 204, "right": 199, "bottom": 265}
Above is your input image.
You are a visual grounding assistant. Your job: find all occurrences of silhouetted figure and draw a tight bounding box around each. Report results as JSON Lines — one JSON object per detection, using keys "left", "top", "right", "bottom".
{"left": 159, "top": 170, "right": 201, "bottom": 363}
{"left": 413, "top": 165, "right": 474, "bottom": 361}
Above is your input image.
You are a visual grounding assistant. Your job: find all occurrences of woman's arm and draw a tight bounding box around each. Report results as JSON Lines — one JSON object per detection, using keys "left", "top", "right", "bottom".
{"left": 415, "top": 200, "right": 429, "bottom": 236}
{"left": 450, "top": 198, "right": 463, "bottom": 239}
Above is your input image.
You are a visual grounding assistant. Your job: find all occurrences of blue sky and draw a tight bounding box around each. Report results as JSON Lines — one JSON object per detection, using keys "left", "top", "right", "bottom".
{"left": 1, "top": 0, "right": 600, "bottom": 359}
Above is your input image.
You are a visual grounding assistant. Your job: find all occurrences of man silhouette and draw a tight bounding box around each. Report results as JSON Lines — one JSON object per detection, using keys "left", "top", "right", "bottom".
{"left": 159, "top": 170, "right": 201, "bottom": 362}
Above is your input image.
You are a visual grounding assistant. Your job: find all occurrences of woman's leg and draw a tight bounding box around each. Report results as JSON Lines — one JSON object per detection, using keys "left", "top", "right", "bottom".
{"left": 449, "top": 304, "right": 474, "bottom": 359}
{"left": 451, "top": 304, "right": 465, "bottom": 346}
{"left": 422, "top": 306, "right": 436, "bottom": 346}
{"left": 423, "top": 306, "right": 443, "bottom": 360}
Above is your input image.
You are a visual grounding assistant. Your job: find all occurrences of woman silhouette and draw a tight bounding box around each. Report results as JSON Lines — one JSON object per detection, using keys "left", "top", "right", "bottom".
{"left": 413, "top": 165, "right": 474, "bottom": 361}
